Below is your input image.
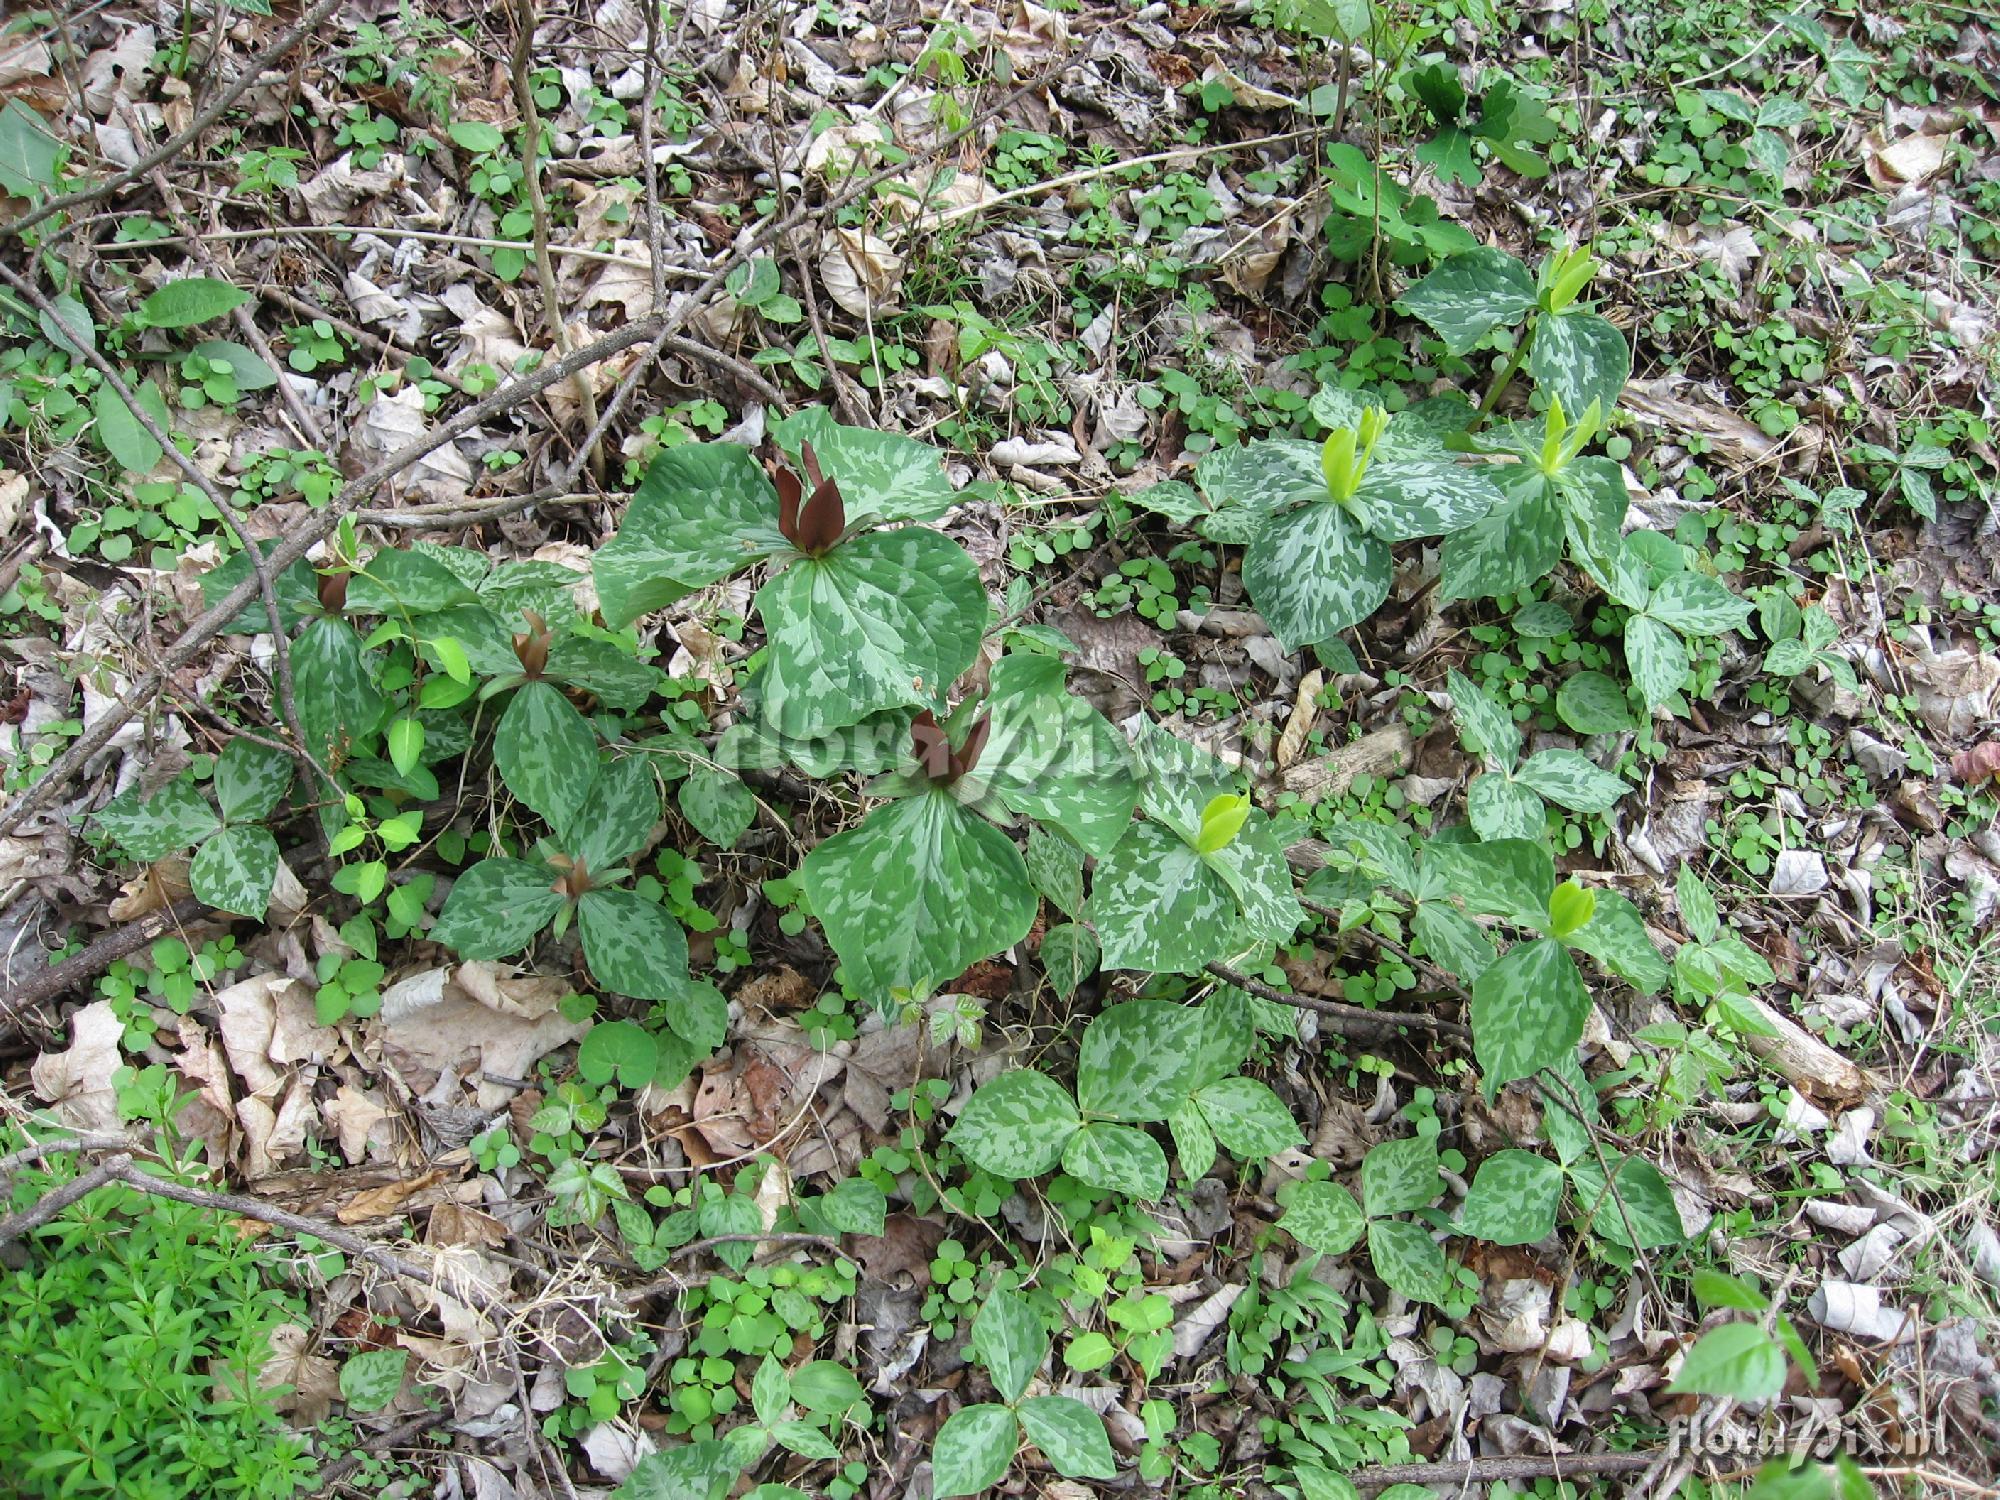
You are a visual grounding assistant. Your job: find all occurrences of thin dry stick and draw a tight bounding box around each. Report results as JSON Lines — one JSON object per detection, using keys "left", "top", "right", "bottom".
{"left": 0, "top": 262, "right": 334, "bottom": 803}
{"left": 0, "top": 1158, "right": 125, "bottom": 1242}
{"left": 1205, "top": 961, "right": 1471, "bottom": 1040}
{"left": 260, "top": 285, "right": 467, "bottom": 392}
{"left": 513, "top": 0, "right": 604, "bottom": 484}
{"left": 5, "top": 895, "right": 210, "bottom": 1020}
{"left": 1346, "top": 1452, "right": 1662, "bottom": 1491}
{"left": 91, "top": 223, "right": 686, "bottom": 271}
{"left": 4, "top": 0, "right": 347, "bottom": 241}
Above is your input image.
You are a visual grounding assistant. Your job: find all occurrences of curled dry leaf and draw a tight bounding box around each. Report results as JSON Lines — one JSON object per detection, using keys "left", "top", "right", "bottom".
{"left": 28, "top": 999, "right": 124, "bottom": 1131}
{"left": 258, "top": 1323, "right": 341, "bottom": 1424}
{"left": 820, "top": 228, "right": 904, "bottom": 319}
{"left": 1951, "top": 741, "right": 2000, "bottom": 784}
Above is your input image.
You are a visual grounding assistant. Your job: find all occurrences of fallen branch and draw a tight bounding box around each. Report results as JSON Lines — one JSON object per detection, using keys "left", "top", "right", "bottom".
{"left": 1345, "top": 1452, "right": 1661, "bottom": 1491}
{"left": 1204, "top": 961, "right": 1470, "bottom": 1041}
{"left": 4, "top": 895, "right": 211, "bottom": 1024}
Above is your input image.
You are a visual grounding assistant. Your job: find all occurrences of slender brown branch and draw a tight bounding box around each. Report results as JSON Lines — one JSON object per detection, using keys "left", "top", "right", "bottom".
{"left": 4, "top": 896, "right": 211, "bottom": 1022}
{"left": 4, "top": 0, "right": 347, "bottom": 241}
{"left": 0, "top": 1158, "right": 125, "bottom": 1244}
{"left": 1204, "top": 962, "right": 1470, "bottom": 1040}
{"left": 1347, "top": 1452, "right": 1662, "bottom": 1491}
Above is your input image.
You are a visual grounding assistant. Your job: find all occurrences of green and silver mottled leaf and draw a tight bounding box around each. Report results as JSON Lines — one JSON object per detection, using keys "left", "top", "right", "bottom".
{"left": 1076, "top": 1000, "right": 1204, "bottom": 1122}
{"left": 1467, "top": 769, "right": 1546, "bottom": 841}
{"left": 1195, "top": 1076, "right": 1302, "bottom": 1160}
{"left": 1125, "top": 479, "right": 1215, "bottom": 526}
{"left": 94, "top": 774, "right": 220, "bottom": 861}
{"left": 1169, "top": 1101, "right": 1217, "bottom": 1180}
{"left": 201, "top": 544, "right": 318, "bottom": 635}
{"left": 1191, "top": 437, "right": 1325, "bottom": 545}
{"left": 1130, "top": 717, "right": 1234, "bottom": 841}
{"left": 1039, "top": 922, "right": 1098, "bottom": 999}
{"left": 1457, "top": 1150, "right": 1565, "bottom": 1245}
{"left": 1361, "top": 1135, "right": 1442, "bottom": 1216}
{"left": 1241, "top": 498, "right": 1390, "bottom": 652}
{"left": 769, "top": 407, "right": 956, "bottom": 522}
{"left": 214, "top": 738, "right": 293, "bottom": 823}
{"left": 1017, "top": 1396, "right": 1117, "bottom": 1480}
{"left": 1539, "top": 1053, "right": 1598, "bottom": 1166}
{"left": 1413, "top": 902, "right": 1497, "bottom": 982}
{"left": 1357, "top": 450, "right": 1503, "bottom": 541}
{"left": 1367, "top": 1218, "right": 1450, "bottom": 1304}
{"left": 294, "top": 617, "right": 385, "bottom": 767}
{"left": 1188, "top": 992, "right": 1255, "bottom": 1087}
{"left": 1567, "top": 1153, "right": 1691, "bottom": 1248}
{"left": 977, "top": 653, "right": 1139, "bottom": 858}
{"left": 1556, "top": 670, "right": 1636, "bottom": 734}
{"left": 1396, "top": 247, "right": 1538, "bottom": 354}
{"left": 1647, "top": 572, "right": 1752, "bottom": 635}
{"left": 1090, "top": 821, "right": 1238, "bottom": 975}
{"left": 1625, "top": 613, "right": 1690, "bottom": 709}
{"left": 1205, "top": 816, "right": 1305, "bottom": 949}
{"left": 1516, "top": 749, "right": 1628, "bottom": 812}
{"left": 755, "top": 529, "right": 984, "bottom": 738}
{"left": 1528, "top": 310, "right": 1630, "bottom": 415}
{"left": 578, "top": 888, "right": 689, "bottom": 1002}
{"left": 346, "top": 547, "right": 478, "bottom": 615}
{"left": 563, "top": 756, "right": 661, "bottom": 874}
{"left": 420, "top": 603, "right": 522, "bottom": 679}
{"left": 1062, "top": 1120, "right": 1168, "bottom": 1199}
{"left": 546, "top": 636, "right": 662, "bottom": 710}
{"left": 1565, "top": 889, "right": 1668, "bottom": 993}
{"left": 947, "top": 1069, "right": 1080, "bottom": 1178}
{"left": 1445, "top": 669, "right": 1521, "bottom": 768}
{"left": 495, "top": 679, "right": 599, "bottom": 831}
{"left": 430, "top": 858, "right": 565, "bottom": 958}
{"left": 1022, "top": 823, "right": 1086, "bottom": 917}
{"left": 716, "top": 705, "right": 915, "bottom": 781}
{"left": 1439, "top": 472, "right": 1564, "bottom": 602}
{"left": 1429, "top": 837, "right": 1556, "bottom": 929}
{"left": 970, "top": 1288, "right": 1044, "bottom": 1404}
{"left": 678, "top": 765, "right": 757, "bottom": 849}
{"left": 595, "top": 443, "right": 789, "bottom": 627}
{"left": 1471, "top": 936, "right": 1592, "bottom": 1087}
{"left": 1280, "top": 1180, "right": 1365, "bottom": 1255}
{"left": 1560, "top": 457, "right": 1632, "bottom": 582}
{"left": 189, "top": 824, "right": 278, "bottom": 918}
{"left": 1320, "top": 817, "right": 1420, "bottom": 894}
{"left": 799, "top": 789, "right": 1036, "bottom": 1003}
{"left": 930, "top": 1403, "right": 1018, "bottom": 1500}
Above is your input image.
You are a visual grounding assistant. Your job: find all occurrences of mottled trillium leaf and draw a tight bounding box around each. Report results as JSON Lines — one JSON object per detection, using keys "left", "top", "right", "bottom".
{"left": 1528, "top": 310, "right": 1630, "bottom": 415}
{"left": 1367, "top": 1218, "right": 1450, "bottom": 1303}
{"left": 1445, "top": 669, "right": 1522, "bottom": 768}
{"left": 677, "top": 765, "right": 756, "bottom": 849}
{"left": 562, "top": 756, "right": 662, "bottom": 874}
{"left": 930, "top": 1403, "right": 1018, "bottom": 1499}
{"left": 545, "top": 636, "right": 661, "bottom": 710}
{"left": 1362, "top": 1135, "right": 1443, "bottom": 1216}
{"left": 1396, "top": 246, "right": 1539, "bottom": 354}
{"left": 1625, "top": 613, "right": 1691, "bottom": 709}
{"left": 947, "top": 1069, "right": 1080, "bottom": 1179}
{"left": 1515, "top": 749, "right": 1628, "bottom": 813}
{"left": 768, "top": 408, "right": 957, "bottom": 522}
{"left": 295, "top": 617, "right": 385, "bottom": 767}
{"left": 578, "top": 888, "right": 689, "bottom": 1003}
{"left": 799, "top": 789, "right": 1036, "bottom": 1004}
{"left": 1075, "top": 1000, "right": 1204, "bottom": 1122}
{"left": 494, "top": 679, "right": 598, "bottom": 831}
{"left": 1061, "top": 1121, "right": 1169, "bottom": 1200}
{"left": 976, "top": 654, "right": 1139, "bottom": 857}
{"left": 1440, "top": 470, "right": 1564, "bottom": 602}
{"left": 430, "top": 859, "right": 566, "bottom": 958}
{"left": 1090, "top": 821, "right": 1239, "bottom": 975}
{"left": 1169, "top": 1102, "right": 1217, "bottom": 1179}
{"left": 1016, "top": 1396, "right": 1117, "bottom": 1480}
{"left": 1241, "top": 498, "right": 1391, "bottom": 652}
{"left": 1280, "top": 1179, "right": 1366, "bottom": 1255}
{"left": 213, "top": 739, "right": 293, "bottom": 824}
{"left": 1203, "top": 816, "right": 1306, "bottom": 948}
{"left": 1039, "top": 923, "right": 1099, "bottom": 999}
{"left": 594, "top": 443, "right": 790, "bottom": 627}
{"left": 201, "top": 543, "right": 319, "bottom": 634}
{"left": 345, "top": 547, "right": 479, "bottom": 615}
{"left": 971, "top": 1288, "right": 1045, "bottom": 1404}
{"left": 1191, "top": 436, "right": 1326, "bottom": 544}
{"left": 1130, "top": 717, "right": 1235, "bottom": 840}
{"left": 93, "top": 773, "right": 221, "bottom": 861}
{"left": 1471, "top": 936, "right": 1593, "bottom": 1088}
{"left": 1022, "top": 823, "right": 1086, "bottom": 917}
{"left": 1556, "top": 670, "right": 1637, "bottom": 734}
{"left": 1565, "top": 889, "right": 1668, "bottom": 992}
{"left": 1428, "top": 837, "right": 1556, "bottom": 930}
{"left": 1569, "top": 1153, "right": 1692, "bottom": 1248}
{"left": 1457, "top": 1149, "right": 1566, "bottom": 1244}
{"left": 1468, "top": 774, "right": 1546, "bottom": 841}
{"left": 1647, "top": 572, "right": 1753, "bottom": 635}
{"left": 1356, "top": 448, "right": 1503, "bottom": 541}
{"left": 754, "top": 529, "right": 984, "bottom": 738}
{"left": 1194, "top": 1076, "right": 1302, "bottom": 1159}
{"left": 1413, "top": 902, "right": 1497, "bottom": 981}
{"left": 189, "top": 824, "right": 278, "bottom": 918}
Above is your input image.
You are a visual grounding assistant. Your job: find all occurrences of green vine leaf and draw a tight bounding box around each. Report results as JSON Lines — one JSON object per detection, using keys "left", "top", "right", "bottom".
{"left": 799, "top": 789, "right": 1036, "bottom": 1003}
{"left": 1668, "top": 1324, "right": 1786, "bottom": 1401}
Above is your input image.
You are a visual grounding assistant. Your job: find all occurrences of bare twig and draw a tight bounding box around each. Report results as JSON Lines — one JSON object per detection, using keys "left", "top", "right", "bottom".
{"left": 1204, "top": 961, "right": 1470, "bottom": 1040}
{"left": 0, "top": 1157, "right": 126, "bottom": 1244}
{"left": 1346, "top": 1452, "right": 1662, "bottom": 1491}
{"left": 513, "top": 0, "right": 604, "bottom": 484}
{"left": 4, "top": 896, "right": 210, "bottom": 1022}
{"left": 5, "top": 0, "right": 348, "bottom": 241}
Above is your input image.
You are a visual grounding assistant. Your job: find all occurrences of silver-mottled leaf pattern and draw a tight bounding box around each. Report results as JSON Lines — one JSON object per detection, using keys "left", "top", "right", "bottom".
{"left": 1091, "top": 822, "right": 1238, "bottom": 975}
{"left": 970, "top": 1288, "right": 1044, "bottom": 1404}
{"left": 1367, "top": 1218, "right": 1449, "bottom": 1304}
{"left": 563, "top": 756, "right": 661, "bottom": 873}
{"left": 1061, "top": 1121, "right": 1168, "bottom": 1200}
{"left": 495, "top": 680, "right": 598, "bottom": 831}
{"left": 977, "top": 654, "right": 1139, "bottom": 858}
{"left": 93, "top": 774, "right": 220, "bottom": 861}
{"left": 930, "top": 1403, "right": 1017, "bottom": 1499}
{"left": 1528, "top": 310, "right": 1630, "bottom": 415}
{"left": 769, "top": 408, "right": 957, "bottom": 522}
{"left": 1195, "top": 1076, "right": 1302, "bottom": 1159}
{"left": 1396, "top": 247, "right": 1538, "bottom": 354}
{"left": 214, "top": 738, "right": 293, "bottom": 823}
{"left": 1017, "top": 1397, "right": 1116, "bottom": 1480}
{"left": 189, "top": 824, "right": 278, "bottom": 918}
{"left": 1357, "top": 449, "right": 1503, "bottom": 541}
{"left": 1076, "top": 1000, "right": 1204, "bottom": 1121}
{"left": 1362, "top": 1135, "right": 1442, "bottom": 1216}
{"left": 1515, "top": 749, "right": 1628, "bottom": 812}
{"left": 1241, "top": 499, "right": 1389, "bottom": 651}
{"left": 947, "top": 1069, "right": 1080, "bottom": 1178}
{"left": 594, "top": 443, "right": 789, "bottom": 627}
{"left": 430, "top": 858, "right": 565, "bottom": 959}
{"left": 1471, "top": 936, "right": 1592, "bottom": 1087}
{"left": 1457, "top": 1150, "right": 1565, "bottom": 1245}
{"left": 1280, "top": 1180, "right": 1365, "bottom": 1255}
{"left": 578, "top": 887, "right": 689, "bottom": 1002}
{"left": 1566, "top": 889, "right": 1668, "bottom": 993}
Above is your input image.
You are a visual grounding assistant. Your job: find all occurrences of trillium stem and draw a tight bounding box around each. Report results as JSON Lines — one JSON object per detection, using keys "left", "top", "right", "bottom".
{"left": 1471, "top": 312, "right": 1540, "bottom": 432}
